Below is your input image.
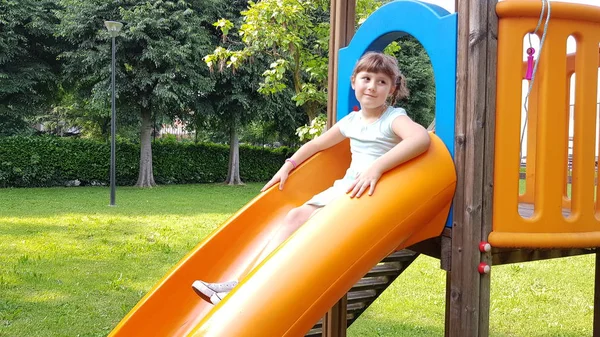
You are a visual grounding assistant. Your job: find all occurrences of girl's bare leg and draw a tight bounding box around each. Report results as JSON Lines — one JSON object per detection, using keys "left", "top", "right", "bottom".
{"left": 193, "top": 204, "right": 321, "bottom": 304}
{"left": 241, "top": 204, "right": 321, "bottom": 277}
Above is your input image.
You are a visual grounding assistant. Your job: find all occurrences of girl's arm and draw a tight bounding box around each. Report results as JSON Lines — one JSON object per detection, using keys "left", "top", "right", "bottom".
{"left": 261, "top": 123, "right": 347, "bottom": 191}
{"left": 347, "top": 115, "right": 430, "bottom": 197}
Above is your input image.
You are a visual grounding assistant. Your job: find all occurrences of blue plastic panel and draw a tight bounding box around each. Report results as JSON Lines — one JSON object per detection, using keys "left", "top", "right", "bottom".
{"left": 337, "top": 0, "right": 457, "bottom": 158}
{"left": 336, "top": 0, "right": 457, "bottom": 226}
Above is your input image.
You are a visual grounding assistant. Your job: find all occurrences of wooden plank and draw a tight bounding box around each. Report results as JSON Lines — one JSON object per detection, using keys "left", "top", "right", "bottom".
{"left": 460, "top": 1, "right": 488, "bottom": 335}
{"left": 344, "top": 2, "right": 355, "bottom": 46}
{"left": 440, "top": 227, "right": 452, "bottom": 271}
{"left": 447, "top": 0, "right": 497, "bottom": 336}
{"left": 326, "top": 0, "right": 355, "bottom": 128}
{"left": 322, "top": 295, "right": 347, "bottom": 337}
{"left": 479, "top": 1, "right": 498, "bottom": 336}
{"left": 446, "top": 0, "right": 469, "bottom": 333}
{"left": 408, "top": 228, "right": 451, "bottom": 266}
{"left": 326, "top": 0, "right": 338, "bottom": 129}
{"left": 323, "top": 1, "right": 355, "bottom": 336}
{"left": 447, "top": 0, "right": 469, "bottom": 333}
{"left": 407, "top": 237, "right": 441, "bottom": 260}
{"left": 441, "top": 235, "right": 452, "bottom": 271}
{"left": 326, "top": 0, "right": 338, "bottom": 128}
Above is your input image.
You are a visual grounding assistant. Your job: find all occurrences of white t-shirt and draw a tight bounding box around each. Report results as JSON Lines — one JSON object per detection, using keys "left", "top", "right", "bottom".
{"left": 305, "top": 106, "right": 407, "bottom": 207}
{"left": 338, "top": 106, "right": 407, "bottom": 180}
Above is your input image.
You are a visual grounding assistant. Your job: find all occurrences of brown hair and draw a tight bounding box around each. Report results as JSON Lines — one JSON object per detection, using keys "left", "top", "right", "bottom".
{"left": 351, "top": 51, "right": 410, "bottom": 106}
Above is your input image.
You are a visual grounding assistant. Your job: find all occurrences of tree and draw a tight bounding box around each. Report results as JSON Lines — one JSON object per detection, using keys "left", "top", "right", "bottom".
{"left": 204, "top": 0, "right": 331, "bottom": 123}
{"left": 206, "top": 0, "right": 435, "bottom": 141}
{"left": 201, "top": 64, "right": 262, "bottom": 185}
{"left": 393, "top": 35, "right": 435, "bottom": 127}
{"left": 193, "top": 0, "right": 304, "bottom": 185}
{"left": 60, "top": 0, "right": 218, "bottom": 187}
{"left": 0, "top": 0, "right": 62, "bottom": 135}
{"left": 57, "top": 0, "right": 216, "bottom": 187}
{"left": 203, "top": 0, "right": 415, "bottom": 125}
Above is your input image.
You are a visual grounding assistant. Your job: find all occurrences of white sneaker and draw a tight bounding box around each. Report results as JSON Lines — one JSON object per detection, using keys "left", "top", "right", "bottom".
{"left": 210, "top": 291, "right": 229, "bottom": 305}
{"left": 192, "top": 280, "right": 238, "bottom": 303}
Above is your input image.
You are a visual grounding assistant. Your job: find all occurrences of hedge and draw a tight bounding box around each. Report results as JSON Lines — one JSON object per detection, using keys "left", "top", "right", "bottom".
{"left": 0, "top": 136, "right": 295, "bottom": 188}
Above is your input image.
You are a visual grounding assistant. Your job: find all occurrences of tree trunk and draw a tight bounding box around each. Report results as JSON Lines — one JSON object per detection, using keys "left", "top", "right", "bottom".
{"left": 101, "top": 119, "right": 110, "bottom": 142}
{"left": 135, "top": 106, "right": 157, "bottom": 187}
{"left": 225, "top": 115, "right": 243, "bottom": 185}
{"left": 305, "top": 103, "right": 319, "bottom": 122}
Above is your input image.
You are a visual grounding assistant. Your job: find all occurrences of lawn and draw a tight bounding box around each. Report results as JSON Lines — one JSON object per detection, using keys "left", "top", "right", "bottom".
{"left": 0, "top": 184, "right": 595, "bottom": 336}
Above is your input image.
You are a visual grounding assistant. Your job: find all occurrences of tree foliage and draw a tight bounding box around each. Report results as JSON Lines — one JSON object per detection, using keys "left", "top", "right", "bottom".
{"left": 56, "top": 0, "right": 217, "bottom": 186}
{"left": 0, "top": 0, "right": 62, "bottom": 135}
{"left": 204, "top": 0, "right": 435, "bottom": 130}
{"left": 295, "top": 113, "right": 326, "bottom": 142}
{"left": 193, "top": 0, "right": 306, "bottom": 184}
{"left": 1, "top": 0, "right": 436, "bottom": 186}
{"left": 205, "top": 0, "right": 331, "bottom": 121}
{"left": 201, "top": 59, "right": 266, "bottom": 185}
{"left": 391, "top": 36, "right": 435, "bottom": 127}
{"left": 57, "top": 0, "right": 216, "bottom": 117}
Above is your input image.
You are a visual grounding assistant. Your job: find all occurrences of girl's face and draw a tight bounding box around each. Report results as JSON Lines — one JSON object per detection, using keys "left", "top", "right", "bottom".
{"left": 351, "top": 71, "right": 395, "bottom": 110}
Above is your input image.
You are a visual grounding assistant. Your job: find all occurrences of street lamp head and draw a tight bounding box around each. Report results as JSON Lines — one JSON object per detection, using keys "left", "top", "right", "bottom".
{"left": 104, "top": 21, "right": 123, "bottom": 37}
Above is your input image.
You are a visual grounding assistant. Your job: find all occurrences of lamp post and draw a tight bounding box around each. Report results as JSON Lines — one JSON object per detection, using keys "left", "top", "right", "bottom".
{"left": 104, "top": 21, "right": 123, "bottom": 206}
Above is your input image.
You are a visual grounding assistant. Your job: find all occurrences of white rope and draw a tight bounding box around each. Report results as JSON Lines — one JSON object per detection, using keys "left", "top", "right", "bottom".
{"left": 520, "top": 0, "right": 552, "bottom": 163}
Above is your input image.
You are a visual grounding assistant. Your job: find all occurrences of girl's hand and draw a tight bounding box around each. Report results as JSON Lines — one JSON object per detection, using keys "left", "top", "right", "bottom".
{"left": 261, "top": 163, "right": 293, "bottom": 192}
{"left": 347, "top": 166, "right": 383, "bottom": 198}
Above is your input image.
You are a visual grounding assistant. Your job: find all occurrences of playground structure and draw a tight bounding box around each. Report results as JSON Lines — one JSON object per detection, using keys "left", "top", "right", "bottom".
{"left": 108, "top": 0, "right": 600, "bottom": 336}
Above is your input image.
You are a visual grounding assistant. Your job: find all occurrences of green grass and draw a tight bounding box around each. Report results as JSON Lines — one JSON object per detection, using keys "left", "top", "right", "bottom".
{"left": 0, "top": 184, "right": 260, "bottom": 337}
{"left": 0, "top": 184, "right": 595, "bottom": 336}
{"left": 348, "top": 255, "right": 594, "bottom": 337}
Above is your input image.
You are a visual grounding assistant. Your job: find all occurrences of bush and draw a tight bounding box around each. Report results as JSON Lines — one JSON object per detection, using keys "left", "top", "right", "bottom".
{"left": 0, "top": 136, "right": 295, "bottom": 188}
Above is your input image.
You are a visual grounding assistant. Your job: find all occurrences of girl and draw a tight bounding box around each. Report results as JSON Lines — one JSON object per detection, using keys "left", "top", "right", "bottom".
{"left": 193, "top": 51, "right": 431, "bottom": 304}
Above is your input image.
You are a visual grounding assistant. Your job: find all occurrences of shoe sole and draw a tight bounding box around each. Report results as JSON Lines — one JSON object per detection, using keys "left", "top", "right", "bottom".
{"left": 192, "top": 281, "right": 214, "bottom": 303}
{"left": 210, "top": 292, "right": 223, "bottom": 305}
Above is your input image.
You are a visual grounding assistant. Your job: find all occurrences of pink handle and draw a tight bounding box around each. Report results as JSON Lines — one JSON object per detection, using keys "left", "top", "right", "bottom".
{"left": 525, "top": 47, "right": 535, "bottom": 80}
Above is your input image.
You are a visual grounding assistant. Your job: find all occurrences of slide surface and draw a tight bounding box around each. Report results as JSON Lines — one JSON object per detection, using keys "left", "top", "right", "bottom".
{"left": 109, "top": 134, "right": 456, "bottom": 337}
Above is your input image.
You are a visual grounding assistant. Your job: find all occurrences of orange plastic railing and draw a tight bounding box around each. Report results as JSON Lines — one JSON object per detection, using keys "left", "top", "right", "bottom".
{"left": 490, "top": 0, "right": 600, "bottom": 248}
{"left": 519, "top": 50, "right": 600, "bottom": 208}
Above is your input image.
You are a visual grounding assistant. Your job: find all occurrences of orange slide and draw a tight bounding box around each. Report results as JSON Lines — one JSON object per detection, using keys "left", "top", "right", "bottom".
{"left": 109, "top": 134, "right": 456, "bottom": 337}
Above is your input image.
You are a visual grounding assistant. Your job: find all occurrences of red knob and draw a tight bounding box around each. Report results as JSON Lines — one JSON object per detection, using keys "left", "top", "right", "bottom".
{"left": 478, "top": 262, "right": 491, "bottom": 274}
{"left": 479, "top": 241, "right": 491, "bottom": 253}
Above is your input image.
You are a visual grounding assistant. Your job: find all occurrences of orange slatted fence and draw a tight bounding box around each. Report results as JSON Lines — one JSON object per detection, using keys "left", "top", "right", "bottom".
{"left": 490, "top": 1, "right": 600, "bottom": 248}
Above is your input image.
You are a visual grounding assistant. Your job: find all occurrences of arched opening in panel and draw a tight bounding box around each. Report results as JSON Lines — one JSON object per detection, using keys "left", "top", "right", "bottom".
{"left": 383, "top": 36, "right": 436, "bottom": 131}
{"left": 518, "top": 32, "right": 541, "bottom": 219}
{"left": 562, "top": 35, "right": 577, "bottom": 219}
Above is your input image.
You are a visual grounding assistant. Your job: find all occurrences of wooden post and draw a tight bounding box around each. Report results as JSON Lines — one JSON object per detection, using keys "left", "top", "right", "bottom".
{"left": 479, "top": 2, "right": 498, "bottom": 336}
{"left": 446, "top": 0, "right": 497, "bottom": 336}
{"left": 322, "top": 294, "right": 348, "bottom": 337}
{"left": 322, "top": 1, "right": 355, "bottom": 336}
{"left": 326, "top": 0, "right": 355, "bottom": 128}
